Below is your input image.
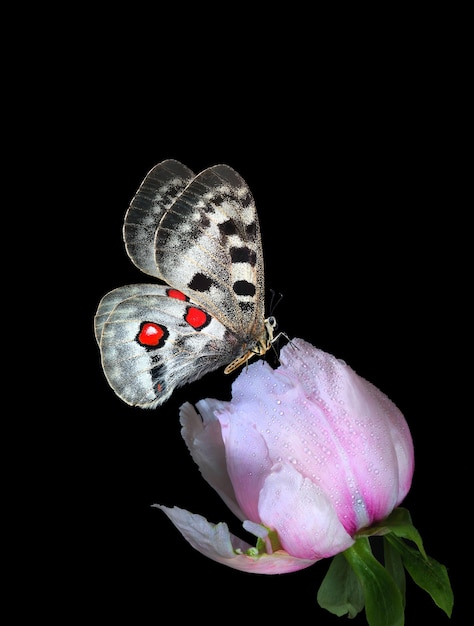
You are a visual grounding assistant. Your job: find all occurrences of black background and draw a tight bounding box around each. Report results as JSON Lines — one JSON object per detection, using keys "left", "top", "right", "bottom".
{"left": 29, "top": 14, "right": 468, "bottom": 625}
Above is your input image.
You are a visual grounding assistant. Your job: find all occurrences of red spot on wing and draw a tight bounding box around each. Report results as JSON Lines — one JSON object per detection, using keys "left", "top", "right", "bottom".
{"left": 137, "top": 322, "right": 168, "bottom": 348}
{"left": 185, "top": 306, "right": 210, "bottom": 331}
{"left": 167, "top": 289, "right": 188, "bottom": 301}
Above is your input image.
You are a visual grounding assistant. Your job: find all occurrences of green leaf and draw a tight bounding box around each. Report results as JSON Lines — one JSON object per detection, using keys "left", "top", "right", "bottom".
{"left": 363, "top": 507, "right": 413, "bottom": 536}
{"left": 361, "top": 508, "right": 427, "bottom": 559}
{"left": 382, "top": 508, "right": 428, "bottom": 559}
{"left": 386, "top": 534, "right": 454, "bottom": 618}
{"left": 343, "top": 537, "right": 404, "bottom": 626}
{"left": 317, "top": 552, "right": 364, "bottom": 618}
{"left": 383, "top": 538, "right": 406, "bottom": 609}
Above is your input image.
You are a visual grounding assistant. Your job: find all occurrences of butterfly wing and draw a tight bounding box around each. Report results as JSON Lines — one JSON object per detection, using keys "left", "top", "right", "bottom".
{"left": 123, "top": 159, "right": 195, "bottom": 278}
{"left": 96, "top": 160, "right": 270, "bottom": 409}
{"left": 95, "top": 285, "right": 240, "bottom": 409}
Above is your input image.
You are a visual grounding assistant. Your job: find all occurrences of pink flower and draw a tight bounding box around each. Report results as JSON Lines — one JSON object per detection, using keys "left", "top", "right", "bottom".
{"left": 155, "top": 338, "right": 414, "bottom": 574}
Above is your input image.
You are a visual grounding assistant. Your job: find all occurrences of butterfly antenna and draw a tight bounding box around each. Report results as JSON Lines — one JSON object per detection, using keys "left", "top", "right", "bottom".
{"left": 269, "top": 288, "right": 284, "bottom": 316}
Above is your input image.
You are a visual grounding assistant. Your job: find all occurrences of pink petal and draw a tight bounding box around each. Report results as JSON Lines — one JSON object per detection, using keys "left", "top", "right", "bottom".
{"left": 217, "top": 405, "right": 274, "bottom": 523}
{"left": 277, "top": 339, "right": 414, "bottom": 531}
{"left": 258, "top": 463, "right": 354, "bottom": 559}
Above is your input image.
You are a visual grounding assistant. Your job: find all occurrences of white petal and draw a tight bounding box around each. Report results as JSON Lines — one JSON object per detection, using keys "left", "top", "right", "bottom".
{"left": 179, "top": 401, "right": 246, "bottom": 521}
{"left": 154, "top": 504, "right": 316, "bottom": 574}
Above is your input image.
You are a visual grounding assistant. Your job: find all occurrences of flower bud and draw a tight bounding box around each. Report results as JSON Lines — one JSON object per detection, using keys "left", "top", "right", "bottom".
{"left": 155, "top": 338, "right": 414, "bottom": 573}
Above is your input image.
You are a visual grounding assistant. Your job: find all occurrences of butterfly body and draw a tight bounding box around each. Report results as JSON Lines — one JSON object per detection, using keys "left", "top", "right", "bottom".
{"left": 94, "top": 160, "right": 277, "bottom": 409}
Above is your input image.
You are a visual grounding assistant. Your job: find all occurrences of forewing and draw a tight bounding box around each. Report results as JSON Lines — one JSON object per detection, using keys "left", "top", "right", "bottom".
{"left": 123, "top": 159, "right": 195, "bottom": 277}
{"left": 154, "top": 164, "right": 266, "bottom": 339}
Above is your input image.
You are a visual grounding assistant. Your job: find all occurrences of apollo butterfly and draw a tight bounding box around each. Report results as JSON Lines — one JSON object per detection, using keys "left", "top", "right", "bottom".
{"left": 94, "top": 159, "right": 280, "bottom": 409}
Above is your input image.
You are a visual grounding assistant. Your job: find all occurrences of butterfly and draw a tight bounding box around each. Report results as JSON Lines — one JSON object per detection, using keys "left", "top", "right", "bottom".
{"left": 94, "top": 159, "right": 280, "bottom": 409}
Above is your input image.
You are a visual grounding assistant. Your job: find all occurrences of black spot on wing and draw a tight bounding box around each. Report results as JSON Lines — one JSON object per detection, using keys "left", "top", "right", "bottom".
{"left": 219, "top": 220, "right": 238, "bottom": 238}
{"left": 233, "top": 280, "right": 256, "bottom": 297}
{"left": 230, "top": 246, "right": 257, "bottom": 265}
{"left": 210, "top": 192, "right": 227, "bottom": 206}
{"left": 189, "top": 272, "right": 214, "bottom": 292}
{"left": 200, "top": 214, "right": 210, "bottom": 229}
{"left": 241, "top": 191, "right": 253, "bottom": 208}
{"left": 246, "top": 221, "right": 257, "bottom": 238}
